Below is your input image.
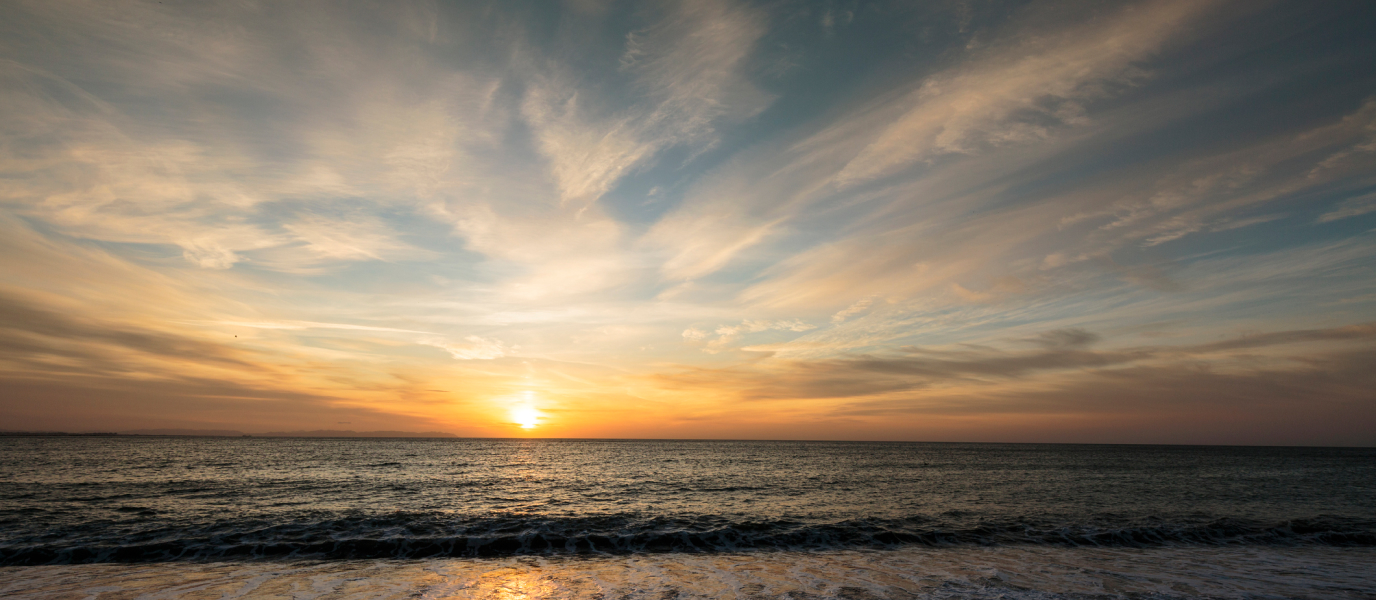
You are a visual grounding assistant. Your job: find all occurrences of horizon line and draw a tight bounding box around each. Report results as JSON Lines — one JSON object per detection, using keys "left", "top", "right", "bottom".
{"left": 1, "top": 430, "right": 1372, "bottom": 449}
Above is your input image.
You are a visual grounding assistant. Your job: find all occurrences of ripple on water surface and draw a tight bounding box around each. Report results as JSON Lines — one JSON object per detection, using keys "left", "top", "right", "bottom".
{"left": 2, "top": 438, "right": 1376, "bottom": 564}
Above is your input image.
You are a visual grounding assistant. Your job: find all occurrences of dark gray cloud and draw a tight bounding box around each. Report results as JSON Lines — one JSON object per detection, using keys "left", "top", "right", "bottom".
{"left": 0, "top": 291, "right": 255, "bottom": 374}
{"left": 1027, "top": 328, "right": 1101, "bottom": 349}
{"left": 0, "top": 377, "right": 452, "bottom": 434}
{"left": 828, "top": 348, "right": 1376, "bottom": 446}
{"left": 0, "top": 289, "right": 474, "bottom": 433}
{"left": 1186, "top": 323, "right": 1376, "bottom": 352}
{"left": 649, "top": 323, "right": 1376, "bottom": 406}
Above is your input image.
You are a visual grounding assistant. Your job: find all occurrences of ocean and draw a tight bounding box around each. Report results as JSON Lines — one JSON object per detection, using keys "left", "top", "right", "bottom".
{"left": 1, "top": 437, "right": 1373, "bottom": 598}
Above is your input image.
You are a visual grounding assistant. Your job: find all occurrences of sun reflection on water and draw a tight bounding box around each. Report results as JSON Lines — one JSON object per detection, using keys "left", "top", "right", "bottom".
{"left": 483, "top": 570, "right": 560, "bottom": 600}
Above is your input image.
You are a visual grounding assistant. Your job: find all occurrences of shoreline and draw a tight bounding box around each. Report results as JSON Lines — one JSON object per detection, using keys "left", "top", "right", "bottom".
{"left": 4, "top": 546, "right": 1374, "bottom": 599}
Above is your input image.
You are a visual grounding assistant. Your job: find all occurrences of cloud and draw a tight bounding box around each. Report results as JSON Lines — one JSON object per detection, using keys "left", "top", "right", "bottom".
{"left": 645, "top": 8, "right": 1375, "bottom": 315}
{"left": 1027, "top": 328, "right": 1101, "bottom": 349}
{"left": 730, "top": 91, "right": 1374, "bottom": 306}
{"left": 1065, "top": 98, "right": 1376, "bottom": 253}
{"left": 422, "top": 336, "right": 513, "bottom": 360}
{"left": 216, "top": 321, "right": 432, "bottom": 334}
{"left": 521, "top": 0, "right": 771, "bottom": 209}
{"left": 0, "top": 213, "right": 512, "bottom": 434}
{"left": 0, "top": 2, "right": 481, "bottom": 273}
{"left": 1209, "top": 213, "right": 1285, "bottom": 232}
{"left": 278, "top": 214, "right": 435, "bottom": 264}
{"left": 1188, "top": 323, "right": 1376, "bottom": 353}
{"left": 822, "top": 347, "right": 1376, "bottom": 446}
{"left": 520, "top": 85, "right": 660, "bottom": 209}
{"left": 649, "top": 0, "right": 1232, "bottom": 304}
{"left": 0, "top": 376, "right": 456, "bottom": 435}
{"left": 684, "top": 318, "right": 817, "bottom": 353}
{"left": 681, "top": 327, "right": 710, "bottom": 341}
{"left": 651, "top": 214, "right": 783, "bottom": 283}
{"left": 827, "top": 0, "right": 1222, "bottom": 187}
{"left": 650, "top": 321, "right": 1376, "bottom": 404}
{"left": 1317, "top": 191, "right": 1376, "bottom": 223}
{"left": 1095, "top": 256, "right": 1185, "bottom": 292}
{"left": 446, "top": 202, "right": 634, "bottom": 300}
{"left": 0, "top": 291, "right": 254, "bottom": 373}
{"left": 180, "top": 239, "right": 243, "bottom": 269}
{"left": 831, "top": 296, "right": 876, "bottom": 324}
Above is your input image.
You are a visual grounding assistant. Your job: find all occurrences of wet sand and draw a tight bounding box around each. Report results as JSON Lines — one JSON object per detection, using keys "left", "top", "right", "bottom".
{"left": 3, "top": 546, "right": 1374, "bottom": 599}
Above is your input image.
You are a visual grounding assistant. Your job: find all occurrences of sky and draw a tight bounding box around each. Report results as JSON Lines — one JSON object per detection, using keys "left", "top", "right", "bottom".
{"left": 1, "top": 0, "right": 1374, "bottom": 445}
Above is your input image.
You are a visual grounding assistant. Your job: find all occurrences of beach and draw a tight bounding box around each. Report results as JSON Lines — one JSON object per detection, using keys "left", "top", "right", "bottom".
{"left": 5, "top": 546, "right": 1376, "bottom": 599}
{"left": 3, "top": 438, "right": 1374, "bottom": 597}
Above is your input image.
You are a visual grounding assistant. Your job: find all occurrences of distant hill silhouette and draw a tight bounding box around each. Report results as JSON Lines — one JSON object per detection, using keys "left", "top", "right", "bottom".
{"left": 122, "top": 429, "right": 248, "bottom": 436}
{"left": 257, "top": 430, "right": 457, "bottom": 438}
{"left": 5, "top": 429, "right": 457, "bottom": 438}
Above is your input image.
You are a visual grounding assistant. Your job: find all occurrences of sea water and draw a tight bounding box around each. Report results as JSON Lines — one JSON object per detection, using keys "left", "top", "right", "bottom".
{"left": 1, "top": 437, "right": 1373, "bottom": 598}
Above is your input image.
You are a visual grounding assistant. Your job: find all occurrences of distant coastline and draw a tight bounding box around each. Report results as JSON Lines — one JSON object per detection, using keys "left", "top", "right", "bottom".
{"left": 0, "top": 429, "right": 458, "bottom": 438}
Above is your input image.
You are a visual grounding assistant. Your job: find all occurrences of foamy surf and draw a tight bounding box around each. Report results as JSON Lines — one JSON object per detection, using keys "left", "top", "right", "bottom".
{"left": 3, "top": 514, "right": 1374, "bottom": 564}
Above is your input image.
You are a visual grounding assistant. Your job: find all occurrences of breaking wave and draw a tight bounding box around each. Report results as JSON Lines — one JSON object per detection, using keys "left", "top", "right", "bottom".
{"left": 3, "top": 513, "right": 1373, "bottom": 565}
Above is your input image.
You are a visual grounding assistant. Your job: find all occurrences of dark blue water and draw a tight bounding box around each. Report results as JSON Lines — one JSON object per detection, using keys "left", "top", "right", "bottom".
{"left": 1, "top": 437, "right": 1373, "bottom": 564}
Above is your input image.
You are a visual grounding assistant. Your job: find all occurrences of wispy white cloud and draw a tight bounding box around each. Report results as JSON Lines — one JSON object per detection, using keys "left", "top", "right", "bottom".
{"left": 1066, "top": 99, "right": 1376, "bottom": 253}
{"left": 1317, "top": 191, "right": 1376, "bottom": 223}
{"left": 421, "top": 336, "right": 514, "bottom": 360}
{"left": 831, "top": 296, "right": 877, "bottom": 324}
{"left": 216, "top": 321, "right": 433, "bottom": 334}
{"left": 643, "top": 0, "right": 1230, "bottom": 292}
{"left": 522, "top": 0, "right": 771, "bottom": 209}
{"left": 0, "top": 2, "right": 490, "bottom": 273}
{"left": 826, "top": 0, "right": 1223, "bottom": 187}
{"left": 684, "top": 318, "right": 816, "bottom": 353}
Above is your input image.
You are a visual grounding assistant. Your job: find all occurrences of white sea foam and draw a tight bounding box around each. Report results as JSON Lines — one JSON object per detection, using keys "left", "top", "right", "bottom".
{"left": 2, "top": 546, "right": 1373, "bottom": 599}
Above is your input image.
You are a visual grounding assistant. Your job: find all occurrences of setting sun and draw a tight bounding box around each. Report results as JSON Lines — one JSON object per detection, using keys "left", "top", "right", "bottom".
{"left": 511, "top": 406, "right": 541, "bottom": 430}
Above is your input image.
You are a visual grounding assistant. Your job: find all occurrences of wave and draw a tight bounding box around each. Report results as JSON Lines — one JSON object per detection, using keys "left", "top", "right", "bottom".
{"left": 2, "top": 514, "right": 1373, "bottom": 565}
